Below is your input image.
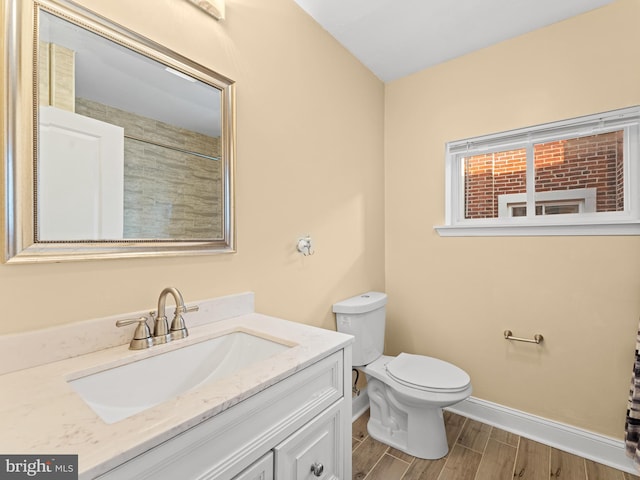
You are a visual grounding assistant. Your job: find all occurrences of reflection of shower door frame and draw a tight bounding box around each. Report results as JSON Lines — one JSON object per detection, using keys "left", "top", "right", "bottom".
{"left": 38, "top": 105, "right": 124, "bottom": 241}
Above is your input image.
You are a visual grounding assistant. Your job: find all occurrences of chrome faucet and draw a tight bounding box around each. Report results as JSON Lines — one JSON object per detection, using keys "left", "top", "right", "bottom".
{"left": 153, "top": 287, "right": 197, "bottom": 343}
{"left": 116, "top": 287, "right": 199, "bottom": 350}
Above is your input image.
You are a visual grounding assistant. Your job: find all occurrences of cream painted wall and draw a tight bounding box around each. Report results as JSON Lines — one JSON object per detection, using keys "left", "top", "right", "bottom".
{"left": 385, "top": 0, "right": 640, "bottom": 438}
{"left": 0, "top": 0, "right": 385, "bottom": 334}
{"left": 4, "top": 0, "right": 638, "bottom": 444}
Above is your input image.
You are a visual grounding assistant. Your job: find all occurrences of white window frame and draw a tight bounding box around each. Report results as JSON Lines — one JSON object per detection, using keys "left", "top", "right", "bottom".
{"left": 435, "top": 106, "right": 640, "bottom": 236}
{"left": 498, "top": 188, "right": 597, "bottom": 218}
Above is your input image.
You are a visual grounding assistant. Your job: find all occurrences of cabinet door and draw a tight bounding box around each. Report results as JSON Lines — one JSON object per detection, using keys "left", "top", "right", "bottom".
{"left": 274, "top": 402, "right": 343, "bottom": 480}
{"left": 233, "top": 452, "right": 273, "bottom": 480}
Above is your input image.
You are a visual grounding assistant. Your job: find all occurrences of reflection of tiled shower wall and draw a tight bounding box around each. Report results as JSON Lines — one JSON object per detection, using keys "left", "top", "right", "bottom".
{"left": 75, "top": 98, "right": 223, "bottom": 239}
{"left": 38, "top": 41, "right": 75, "bottom": 111}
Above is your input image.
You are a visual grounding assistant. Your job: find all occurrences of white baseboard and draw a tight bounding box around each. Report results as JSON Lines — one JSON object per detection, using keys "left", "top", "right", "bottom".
{"left": 352, "top": 393, "right": 636, "bottom": 474}
{"left": 447, "top": 396, "right": 635, "bottom": 474}
{"left": 352, "top": 387, "right": 370, "bottom": 422}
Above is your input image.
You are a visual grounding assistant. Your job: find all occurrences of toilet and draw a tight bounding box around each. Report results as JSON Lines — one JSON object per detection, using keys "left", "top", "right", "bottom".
{"left": 333, "top": 292, "right": 471, "bottom": 459}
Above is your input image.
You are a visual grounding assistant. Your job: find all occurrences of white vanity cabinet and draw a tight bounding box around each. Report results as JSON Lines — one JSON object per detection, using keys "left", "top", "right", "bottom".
{"left": 274, "top": 401, "right": 342, "bottom": 479}
{"left": 232, "top": 452, "right": 273, "bottom": 480}
{"left": 95, "top": 348, "right": 351, "bottom": 480}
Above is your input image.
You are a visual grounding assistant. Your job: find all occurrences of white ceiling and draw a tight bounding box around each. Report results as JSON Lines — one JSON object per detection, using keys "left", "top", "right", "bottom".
{"left": 294, "top": 0, "right": 616, "bottom": 82}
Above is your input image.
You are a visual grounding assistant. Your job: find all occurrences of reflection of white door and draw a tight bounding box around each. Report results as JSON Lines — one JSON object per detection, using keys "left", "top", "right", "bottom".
{"left": 38, "top": 106, "right": 124, "bottom": 240}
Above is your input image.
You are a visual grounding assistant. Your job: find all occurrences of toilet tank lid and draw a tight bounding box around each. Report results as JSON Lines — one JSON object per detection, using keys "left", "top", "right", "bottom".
{"left": 332, "top": 292, "right": 387, "bottom": 314}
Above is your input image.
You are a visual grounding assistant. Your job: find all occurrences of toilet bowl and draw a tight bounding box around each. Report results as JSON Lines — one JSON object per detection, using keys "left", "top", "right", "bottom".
{"left": 364, "top": 354, "right": 471, "bottom": 459}
{"left": 333, "top": 292, "right": 472, "bottom": 459}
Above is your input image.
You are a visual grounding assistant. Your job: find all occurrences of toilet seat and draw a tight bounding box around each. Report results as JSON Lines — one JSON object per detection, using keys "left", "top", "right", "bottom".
{"left": 385, "top": 353, "right": 470, "bottom": 393}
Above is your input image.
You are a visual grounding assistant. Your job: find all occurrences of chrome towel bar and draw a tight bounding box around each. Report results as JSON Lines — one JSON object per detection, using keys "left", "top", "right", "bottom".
{"left": 504, "top": 330, "right": 544, "bottom": 344}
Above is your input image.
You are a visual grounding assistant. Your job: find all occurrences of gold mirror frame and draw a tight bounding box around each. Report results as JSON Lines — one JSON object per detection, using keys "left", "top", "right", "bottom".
{"left": 1, "top": 0, "right": 236, "bottom": 263}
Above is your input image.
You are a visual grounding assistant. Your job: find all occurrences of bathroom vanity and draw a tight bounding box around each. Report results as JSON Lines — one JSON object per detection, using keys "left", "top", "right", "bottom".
{"left": 0, "top": 294, "right": 353, "bottom": 479}
{"left": 96, "top": 348, "right": 347, "bottom": 480}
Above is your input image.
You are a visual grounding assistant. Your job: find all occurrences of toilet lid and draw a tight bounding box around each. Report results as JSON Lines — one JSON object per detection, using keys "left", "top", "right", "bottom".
{"left": 386, "top": 353, "right": 470, "bottom": 393}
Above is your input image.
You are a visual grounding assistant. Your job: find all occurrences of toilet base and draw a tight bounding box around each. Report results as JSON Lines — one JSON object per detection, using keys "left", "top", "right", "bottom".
{"left": 366, "top": 376, "right": 450, "bottom": 459}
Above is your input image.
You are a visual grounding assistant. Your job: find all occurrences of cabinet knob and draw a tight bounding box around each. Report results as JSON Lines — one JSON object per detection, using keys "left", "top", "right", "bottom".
{"left": 310, "top": 462, "right": 324, "bottom": 477}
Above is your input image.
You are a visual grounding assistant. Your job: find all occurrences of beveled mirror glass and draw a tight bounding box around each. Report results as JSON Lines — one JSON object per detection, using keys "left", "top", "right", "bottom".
{"left": 2, "top": 0, "right": 235, "bottom": 262}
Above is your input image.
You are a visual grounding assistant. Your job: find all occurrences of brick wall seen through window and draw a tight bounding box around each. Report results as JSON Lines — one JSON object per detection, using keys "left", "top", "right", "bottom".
{"left": 463, "top": 131, "right": 624, "bottom": 219}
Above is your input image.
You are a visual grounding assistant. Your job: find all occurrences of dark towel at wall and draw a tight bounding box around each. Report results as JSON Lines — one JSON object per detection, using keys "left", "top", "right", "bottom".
{"left": 625, "top": 321, "right": 640, "bottom": 470}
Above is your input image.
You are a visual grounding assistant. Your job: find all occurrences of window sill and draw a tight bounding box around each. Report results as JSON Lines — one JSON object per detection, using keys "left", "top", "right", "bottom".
{"left": 434, "top": 221, "right": 640, "bottom": 237}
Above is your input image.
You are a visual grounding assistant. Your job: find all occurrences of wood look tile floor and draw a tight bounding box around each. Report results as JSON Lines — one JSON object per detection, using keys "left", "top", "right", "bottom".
{"left": 352, "top": 410, "right": 640, "bottom": 480}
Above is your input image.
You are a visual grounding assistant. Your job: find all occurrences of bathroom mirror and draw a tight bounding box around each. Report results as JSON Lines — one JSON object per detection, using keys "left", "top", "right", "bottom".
{"left": 2, "top": 0, "right": 236, "bottom": 262}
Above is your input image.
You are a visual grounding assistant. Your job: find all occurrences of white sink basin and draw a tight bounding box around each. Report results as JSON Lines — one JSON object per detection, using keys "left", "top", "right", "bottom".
{"left": 68, "top": 331, "right": 292, "bottom": 424}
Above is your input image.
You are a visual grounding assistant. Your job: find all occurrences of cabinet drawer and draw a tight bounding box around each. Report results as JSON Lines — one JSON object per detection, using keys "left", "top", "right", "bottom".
{"left": 274, "top": 401, "right": 343, "bottom": 480}
{"left": 232, "top": 452, "right": 273, "bottom": 480}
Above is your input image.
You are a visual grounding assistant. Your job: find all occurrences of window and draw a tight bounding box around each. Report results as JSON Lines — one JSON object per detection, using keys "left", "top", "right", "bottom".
{"left": 436, "top": 106, "right": 640, "bottom": 236}
{"left": 498, "top": 188, "right": 596, "bottom": 218}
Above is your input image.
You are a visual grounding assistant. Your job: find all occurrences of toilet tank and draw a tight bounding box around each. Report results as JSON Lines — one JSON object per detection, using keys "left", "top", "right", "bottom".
{"left": 332, "top": 292, "right": 387, "bottom": 367}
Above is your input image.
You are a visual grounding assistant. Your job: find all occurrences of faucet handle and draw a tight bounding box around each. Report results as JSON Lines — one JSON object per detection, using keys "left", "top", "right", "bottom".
{"left": 170, "top": 304, "right": 198, "bottom": 340}
{"left": 116, "top": 316, "right": 154, "bottom": 350}
{"left": 178, "top": 304, "right": 199, "bottom": 314}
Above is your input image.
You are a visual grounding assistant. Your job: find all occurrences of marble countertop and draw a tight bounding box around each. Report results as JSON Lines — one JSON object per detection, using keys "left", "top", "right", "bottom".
{"left": 0, "top": 313, "right": 353, "bottom": 479}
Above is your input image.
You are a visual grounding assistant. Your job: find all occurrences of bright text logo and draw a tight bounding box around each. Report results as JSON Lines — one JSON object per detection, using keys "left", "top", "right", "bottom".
{"left": 0, "top": 455, "right": 77, "bottom": 479}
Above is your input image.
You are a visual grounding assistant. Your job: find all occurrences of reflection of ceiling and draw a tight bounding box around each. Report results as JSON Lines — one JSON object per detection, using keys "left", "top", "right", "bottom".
{"left": 294, "top": 0, "right": 616, "bottom": 82}
{"left": 39, "top": 11, "right": 221, "bottom": 137}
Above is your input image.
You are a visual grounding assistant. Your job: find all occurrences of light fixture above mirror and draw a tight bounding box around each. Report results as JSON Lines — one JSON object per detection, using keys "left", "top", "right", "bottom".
{"left": 1, "top": 0, "right": 236, "bottom": 262}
